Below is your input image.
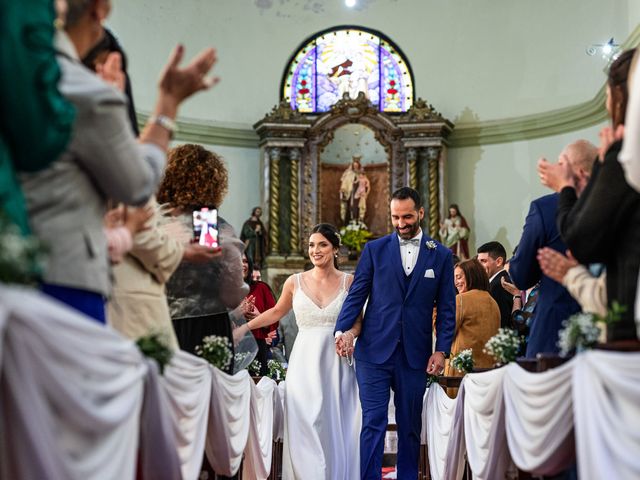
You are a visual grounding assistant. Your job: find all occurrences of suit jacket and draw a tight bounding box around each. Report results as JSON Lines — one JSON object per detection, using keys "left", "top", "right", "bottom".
{"left": 557, "top": 141, "right": 640, "bottom": 340}
{"left": 335, "top": 232, "right": 456, "bottom": 370}
{"left": 510, "top": 193, "right": 581, "bottom": 357}
{"left": 20, "top": 31, "right": 165, "bottom": 296}
{"left": 489, "top": 270, "right": 514, "bottom": 329}
{"left": 444, "top": 289, "right": 500, "bottom": 376}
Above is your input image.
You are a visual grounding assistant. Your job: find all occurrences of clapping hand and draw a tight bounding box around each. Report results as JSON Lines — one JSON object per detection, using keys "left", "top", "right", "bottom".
{"left": 537, "top": 156, "right": 574, "bottom": 192}
{"left": 96, "top": 52, "right": 126, "bottom": 92}
{"left": 598, "top": 125, "right": 624, "bottom": 162}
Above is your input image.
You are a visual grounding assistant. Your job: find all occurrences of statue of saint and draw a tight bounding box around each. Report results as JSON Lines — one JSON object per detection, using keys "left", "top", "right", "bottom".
{"left": 340, "top": 156, "right": 370, "bottom": 225}
{"left": 240, "top": 207, "right": 268, "bottom": 269}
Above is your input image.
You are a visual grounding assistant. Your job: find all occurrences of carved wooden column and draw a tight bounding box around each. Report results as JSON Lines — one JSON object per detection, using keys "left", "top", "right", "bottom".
{"left": 268, "top": 147, "right": 281, "bottom": 254}
{"left": 426, "top": 146, "right": 441, "bottom": 240}
{"left": 407, "top": 148, "right": 418, "bottom": 190}
{"left": 289, "top": 148, "right": 301, "bottom": 254}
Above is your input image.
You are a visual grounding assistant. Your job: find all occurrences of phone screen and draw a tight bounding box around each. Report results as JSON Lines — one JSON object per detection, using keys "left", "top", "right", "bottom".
{"left": 192, "top": 208, "right": 219, "bottom": 248}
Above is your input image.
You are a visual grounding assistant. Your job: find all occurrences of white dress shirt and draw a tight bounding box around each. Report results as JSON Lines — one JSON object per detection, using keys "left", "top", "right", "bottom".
{"left": 399, "top": 229, "right": 423, "bottom": 276}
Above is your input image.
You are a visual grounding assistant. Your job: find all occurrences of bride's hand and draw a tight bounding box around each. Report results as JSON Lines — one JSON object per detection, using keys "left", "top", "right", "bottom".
{"left": 232, "top": 323, "right": 250, "bottom": 344}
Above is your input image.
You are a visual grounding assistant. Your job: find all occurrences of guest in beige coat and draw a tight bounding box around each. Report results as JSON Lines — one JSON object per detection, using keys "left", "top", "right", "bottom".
{"left": 444, "top": 259, "right": 501, "bottom": 378}
{"left": 107, "top": 198, "right": 221, "bottom": 350}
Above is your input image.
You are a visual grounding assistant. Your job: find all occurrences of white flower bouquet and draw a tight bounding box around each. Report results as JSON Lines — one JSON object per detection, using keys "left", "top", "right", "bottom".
{"left": 557, "top": 313, "right": 601, "bottom": 356}
{"left": 196, "top": 335, "right": 233, "bottom": 371}
{"left": 450, "top": 348, "right": 474, "bottom": 373}
{"left": 0, "top": 213, "right": 45, "bottom": 285}
{"left": 484, "top": 328, "right": 522, "bottom": 365}
{"left": 267, "top": 359, "right": 287, "bottom": 381}
{"left": 247, "top": 358, "right": 262, "bottom": 376}
{"left": 339, "top": 220, "right": 372, "bottom": 253}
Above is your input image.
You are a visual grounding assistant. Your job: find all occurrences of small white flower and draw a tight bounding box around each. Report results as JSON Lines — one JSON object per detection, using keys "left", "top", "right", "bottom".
{"left": 425, "top": 240, "right": 437, "bottom": 250}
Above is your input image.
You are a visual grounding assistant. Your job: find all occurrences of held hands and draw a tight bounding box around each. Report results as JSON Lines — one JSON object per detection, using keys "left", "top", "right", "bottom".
{"left": 335, "top": 331, "right": 356, "bottom": 357}
{"left": 426, "top": 351, "right": 445, "bottom": 375}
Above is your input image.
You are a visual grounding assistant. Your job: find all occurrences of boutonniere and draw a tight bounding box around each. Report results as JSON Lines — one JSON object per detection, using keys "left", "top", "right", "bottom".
{"left": 425, "top": 240, "right": 437, "bottom": 250}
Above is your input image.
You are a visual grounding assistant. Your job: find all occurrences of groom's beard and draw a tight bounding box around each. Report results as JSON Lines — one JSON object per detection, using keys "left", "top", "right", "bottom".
{"left": 396, "top": 222, "right": 420, "bottom": 239}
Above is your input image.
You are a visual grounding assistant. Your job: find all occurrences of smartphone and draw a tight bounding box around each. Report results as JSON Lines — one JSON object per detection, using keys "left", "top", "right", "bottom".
{"left": 192, "top": 208, "right": 219, "bottom": 248}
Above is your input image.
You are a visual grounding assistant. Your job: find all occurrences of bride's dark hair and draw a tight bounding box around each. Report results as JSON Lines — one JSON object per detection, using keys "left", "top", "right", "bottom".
{"left": 310, "top": 223, "right": 341, "bottom": 268}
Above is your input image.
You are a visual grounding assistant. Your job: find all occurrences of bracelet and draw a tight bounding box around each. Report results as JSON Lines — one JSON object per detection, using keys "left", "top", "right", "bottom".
{"left": 149, "top": 114, "right": 177, "bottom": 138}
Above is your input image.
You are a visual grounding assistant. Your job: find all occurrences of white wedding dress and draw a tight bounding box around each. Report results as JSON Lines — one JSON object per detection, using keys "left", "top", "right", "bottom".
{"left": 282, "top": 273, "right": 361, "bottom": 480}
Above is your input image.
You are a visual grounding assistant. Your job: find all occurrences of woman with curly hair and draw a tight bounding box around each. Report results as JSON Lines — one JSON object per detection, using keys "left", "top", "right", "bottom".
{"left": 157, "top": 143, "right": 250, "bottom": 372}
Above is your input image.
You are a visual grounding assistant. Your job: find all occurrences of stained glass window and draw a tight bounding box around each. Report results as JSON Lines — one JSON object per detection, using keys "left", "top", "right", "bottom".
{"left": 282, "top": 27, "right": 414, "bottom": 113}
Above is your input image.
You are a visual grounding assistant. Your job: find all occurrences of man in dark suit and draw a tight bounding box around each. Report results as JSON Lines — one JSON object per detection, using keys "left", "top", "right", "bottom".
{"left": 510, "top": 191, "right": 581, "bottom": 357}
{"left": 477, "top": 241, "right": 514, "bottom": 328}
{"left": 335, "top": 187, "right": 456, "bottom": 480}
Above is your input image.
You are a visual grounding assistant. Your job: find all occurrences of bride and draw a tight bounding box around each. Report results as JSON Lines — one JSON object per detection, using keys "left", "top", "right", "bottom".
{"left": 242, "top": 223, "right": 361, "bottom": 480}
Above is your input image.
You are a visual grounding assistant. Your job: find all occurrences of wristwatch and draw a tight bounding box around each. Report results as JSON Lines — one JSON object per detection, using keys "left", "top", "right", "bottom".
{"left": 149, "top": 114, "right": 177, "bottom": 138}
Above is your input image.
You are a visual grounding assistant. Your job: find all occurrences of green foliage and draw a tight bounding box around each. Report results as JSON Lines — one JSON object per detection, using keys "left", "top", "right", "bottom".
{"left": 450, "top": 348, "right": 474, "bottom": 374}
{"left": 484, "top": 328, "right": 522, "bottom": 365}
{"left": 136, "top": 333, "right": 173, "bottom": 374}
{"left": 339, "top": 220, "right": 372, "bottom": 253}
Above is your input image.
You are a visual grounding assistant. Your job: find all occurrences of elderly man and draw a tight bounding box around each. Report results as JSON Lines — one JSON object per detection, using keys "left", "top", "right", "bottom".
{"left": 510, "top": 139, "right": 597, "bottom": 357}
{"left": 20, "top": 0, "right": 218, "bottom": 322}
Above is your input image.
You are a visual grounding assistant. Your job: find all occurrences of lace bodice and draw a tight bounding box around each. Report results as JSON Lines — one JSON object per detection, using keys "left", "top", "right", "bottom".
{"left": 292, "top": 273, "right": 349, "bottom": 328}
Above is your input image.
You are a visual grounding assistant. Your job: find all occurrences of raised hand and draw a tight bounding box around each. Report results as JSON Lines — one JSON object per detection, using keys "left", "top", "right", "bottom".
{"left": 537, "top": 157, "right": 574, "bottom": 192}
{"left": 537, "top": 247, "right": 578, "bottom": 283}
{"left": 157, "top": 45, "right": 219, "bottom": 110}
{"left": 96, "top": 52, "right": 125, "bottom": 92}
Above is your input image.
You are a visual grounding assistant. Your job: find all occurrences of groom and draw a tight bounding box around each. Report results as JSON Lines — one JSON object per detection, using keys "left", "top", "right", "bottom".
{"left": 336, "top": 187, "right": 456, "bottom": 479}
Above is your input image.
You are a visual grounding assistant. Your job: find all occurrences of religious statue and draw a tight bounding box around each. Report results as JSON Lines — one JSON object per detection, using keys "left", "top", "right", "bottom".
{"left": 240, "top": 206, "right": 268, "bottom": 269}
{"left": 439, "top": 204, "right": 470, "bottom": 260}
{"left": 339, "top": 155, "right": 370, "bottom": 225}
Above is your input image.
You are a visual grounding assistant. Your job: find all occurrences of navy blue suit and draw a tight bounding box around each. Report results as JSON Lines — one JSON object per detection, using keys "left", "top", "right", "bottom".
{"left": 335, "top": 232, "right": 456, "bottom": 479}
{"left": 509, "top": 193, "right": 581, "bottom": 358}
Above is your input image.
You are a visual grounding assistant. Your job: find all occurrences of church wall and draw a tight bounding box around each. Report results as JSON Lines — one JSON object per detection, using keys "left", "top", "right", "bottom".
{"left": 109, "top": 1, "right": 637, "bottom": 251}
{"left": 447, "top": 122, "right": 605, "bottom": 256}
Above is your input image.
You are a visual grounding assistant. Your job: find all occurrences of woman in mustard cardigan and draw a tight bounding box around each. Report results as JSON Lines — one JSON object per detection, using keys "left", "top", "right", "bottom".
{"left": 444, "top": 259, "right": 500, "bottom": 377}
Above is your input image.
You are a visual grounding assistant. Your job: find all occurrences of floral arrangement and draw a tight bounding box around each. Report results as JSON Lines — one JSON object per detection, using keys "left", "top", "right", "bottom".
{"left": 557, "top": 313, "right": 601, "bottom": 356}
{"left": 247, "top": 358, "right": 262, "bottom": 377}
{"left": 0, "top": 212, "right": 46, "bottom": 285}
{"left": 450, "top": 348, "right": 474, "bottom": 374}
{"left": 196, "top": 335, "right": 233, "bottom": 371}
{"left": 339, "top": 220, "right": 372, "bottom": 253}
{"left": 557, "top": 302, "right": 625, "bottom": 356}
{"left": 267, "top": 359, "right": 287, "bottom": 381}
{"left": 136, "top": 333, "right": 173, "bottom": 374}
{"left": 426, "top": 374, "right": 439, "bottom": 387}
{"left": 484, "top": 328, "right": 522, "bottom": 365}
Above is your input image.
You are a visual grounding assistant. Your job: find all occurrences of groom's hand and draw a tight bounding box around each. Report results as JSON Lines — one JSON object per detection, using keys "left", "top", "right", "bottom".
{"left": 426, "top": 352, "right": 445, "bottom": 375}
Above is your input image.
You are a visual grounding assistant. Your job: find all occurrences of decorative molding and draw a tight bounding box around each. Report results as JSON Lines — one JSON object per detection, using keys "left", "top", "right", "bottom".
{"left": 138, "top": 24, "right": 640, "bottom": 150}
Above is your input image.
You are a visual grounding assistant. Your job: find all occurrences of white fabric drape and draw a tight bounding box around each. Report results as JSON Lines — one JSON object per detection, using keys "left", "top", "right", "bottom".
{"left": 0, "top": 286, "right": 146, "bottom": 480}
{"left": 205, "top": 367, "right": 252, "bottom": 476}
{"left": 573, "top": 350, "right": 640, "bottom": 480}
{"left": 442, "top": 382, "right": 467, "bottom": 480}
{"left": 273, "top": 380, "right": 286, "bottom": 442}
{"left": 243, "top": 377, "right": 277, "bottom": 480}
{"left": 502, "top": 360, "right": 575, "bottom": 475}
{"left": 462, "top": 367, "right": 512, "bottom": 480}
{"left": 139, "top": 359, "right": 182, "bottom": 480}
{"left": 162, "top": 350, "right": 213, "bottom": 480}
{"left": 424, "top": 385, "right": 458, "bottom": 480}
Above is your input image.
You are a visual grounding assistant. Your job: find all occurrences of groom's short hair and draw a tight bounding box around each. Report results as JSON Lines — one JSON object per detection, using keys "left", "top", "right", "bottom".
{"left": 391, "top": 187, "right": 422, "bottom": 209}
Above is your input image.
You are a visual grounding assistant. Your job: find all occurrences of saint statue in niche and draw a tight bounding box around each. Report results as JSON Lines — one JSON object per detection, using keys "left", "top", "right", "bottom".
{"left": 339, "top": 155, "right": 371, "bottom": 225}
{"left": 240, "top": 206, "right": 268, "bottom": 269}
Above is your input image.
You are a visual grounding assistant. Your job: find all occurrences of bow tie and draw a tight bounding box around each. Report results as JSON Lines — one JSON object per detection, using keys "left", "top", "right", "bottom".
{"left": 399, "top": 238, "right": 420, "bottom": 247}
